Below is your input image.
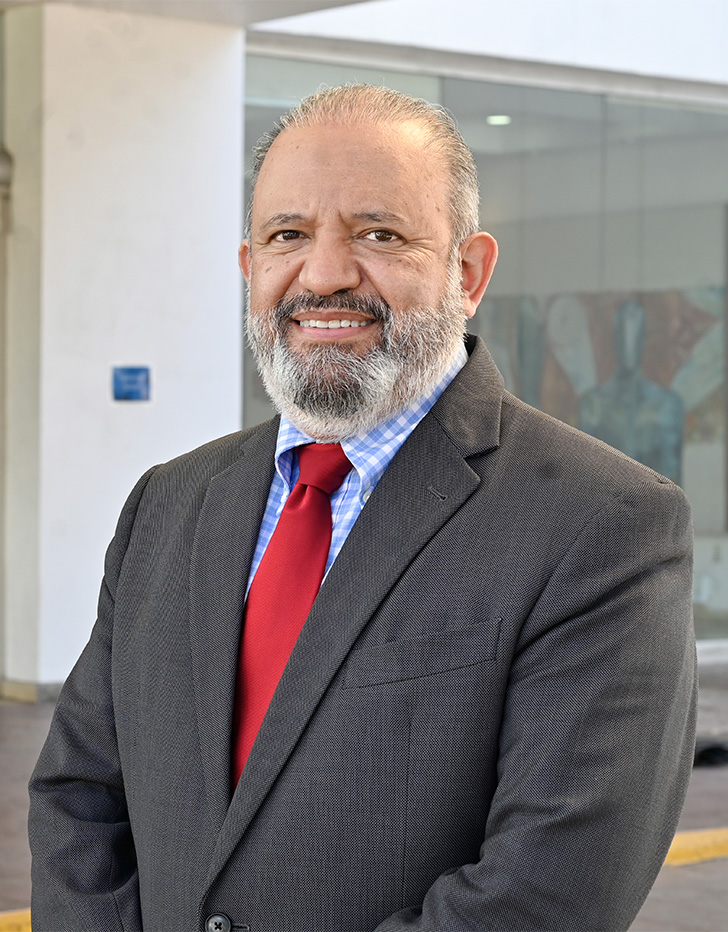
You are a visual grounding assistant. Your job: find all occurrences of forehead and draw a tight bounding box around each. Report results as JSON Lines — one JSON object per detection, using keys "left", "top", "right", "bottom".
{"left": 251, "top": 120, "right": 450, "bottom": 227}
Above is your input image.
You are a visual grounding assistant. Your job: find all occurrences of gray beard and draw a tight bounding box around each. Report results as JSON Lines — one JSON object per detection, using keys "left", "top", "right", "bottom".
{"left": 245, "top": 266, "right": 466, "bottom": 442}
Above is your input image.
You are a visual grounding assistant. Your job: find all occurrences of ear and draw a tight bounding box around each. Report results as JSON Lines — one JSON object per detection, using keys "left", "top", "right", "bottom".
{"left": 459, "top": 232, "right": 498, "bottom": 319}
{"left": 239, "top": 240, "right": 251, "bottom": 283}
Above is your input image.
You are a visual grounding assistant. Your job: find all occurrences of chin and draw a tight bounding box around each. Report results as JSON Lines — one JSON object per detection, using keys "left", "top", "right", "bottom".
{"left": 277, "top": 397, "right": 400, "bottom": 444}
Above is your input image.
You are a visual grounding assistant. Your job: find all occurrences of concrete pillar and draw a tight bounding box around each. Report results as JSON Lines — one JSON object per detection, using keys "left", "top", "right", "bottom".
{"left": 0, "top": 144, "right": 11, "bottom": 696}
{"left": 1, "top": 3, "right": 244, "bottom": 697}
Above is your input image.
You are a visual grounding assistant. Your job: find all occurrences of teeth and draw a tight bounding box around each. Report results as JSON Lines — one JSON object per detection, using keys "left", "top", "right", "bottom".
{"left": 298, "top": 319, "right": 370, "bottom": 329}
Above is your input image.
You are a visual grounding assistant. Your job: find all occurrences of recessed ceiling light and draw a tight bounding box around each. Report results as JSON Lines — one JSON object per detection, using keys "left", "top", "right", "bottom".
{"left": 486, "top": 115, "right": 512, "bottom": 126}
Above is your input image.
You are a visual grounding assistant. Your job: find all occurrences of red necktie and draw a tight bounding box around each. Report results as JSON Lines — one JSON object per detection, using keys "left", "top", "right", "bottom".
{"left": 232, "top": 443, "right": 352, "bottom": 783}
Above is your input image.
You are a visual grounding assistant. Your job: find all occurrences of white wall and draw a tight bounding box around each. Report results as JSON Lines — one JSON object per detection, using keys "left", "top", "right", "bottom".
{"left": 4, "top": 5, "right": 43, "bottom": 691}
{"left": 3, "top": 3, "right": 244, "bottom": 687}
{"left": 255, "top": 0, "right": 728, "bottom": 87}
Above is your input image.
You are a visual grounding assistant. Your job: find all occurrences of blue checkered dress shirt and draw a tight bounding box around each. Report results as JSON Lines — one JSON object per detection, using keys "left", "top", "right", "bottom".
{"left": 246, "top": 342, "right": 468, "bottom": 596}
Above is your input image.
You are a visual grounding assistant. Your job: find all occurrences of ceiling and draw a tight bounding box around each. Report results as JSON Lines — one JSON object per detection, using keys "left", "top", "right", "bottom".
{"left": 0, "top": 0, "right": 369, "bottom": 27}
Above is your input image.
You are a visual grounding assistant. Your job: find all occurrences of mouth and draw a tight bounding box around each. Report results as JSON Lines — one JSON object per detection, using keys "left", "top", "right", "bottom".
{"left": 276, "top": 292, "right": 389, "bottom": 322}
{"left": 296, "top": 318, "right": 374, "bottom": 330}
{"left": 270, "top": 293, "right": 389, "bottom": 345}
{"left": 291, "top": 314, "right": 379, "bottom": 342}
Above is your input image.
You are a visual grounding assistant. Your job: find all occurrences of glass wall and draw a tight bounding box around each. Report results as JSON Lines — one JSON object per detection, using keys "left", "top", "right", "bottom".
{"left": 244, "top": 53, "right": 728, "bottom": 633}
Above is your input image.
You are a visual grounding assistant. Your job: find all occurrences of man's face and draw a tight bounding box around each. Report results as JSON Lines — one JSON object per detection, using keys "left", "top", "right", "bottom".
{"left": 240, "top": 120, "right": 492, "bottom": 440}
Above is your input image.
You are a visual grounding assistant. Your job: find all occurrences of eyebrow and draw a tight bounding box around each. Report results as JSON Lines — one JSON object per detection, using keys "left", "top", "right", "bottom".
{"left": 257, "top": 209, "right": 407, "bottom": 233}
{"left": 259, "top": 212, "right": 307, "bottom": 233}
{"left": 351, "top": 210, "right": 406, "bottom": 225}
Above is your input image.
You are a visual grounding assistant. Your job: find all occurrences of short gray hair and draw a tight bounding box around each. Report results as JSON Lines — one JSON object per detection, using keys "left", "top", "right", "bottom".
{"left": 246, "top": 83, "right": 480, "bottom": 247}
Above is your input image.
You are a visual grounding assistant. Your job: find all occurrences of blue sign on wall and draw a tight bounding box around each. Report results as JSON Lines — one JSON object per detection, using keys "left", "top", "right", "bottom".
{"left": 113, "top": 366, "right": 151, "bottom": 402}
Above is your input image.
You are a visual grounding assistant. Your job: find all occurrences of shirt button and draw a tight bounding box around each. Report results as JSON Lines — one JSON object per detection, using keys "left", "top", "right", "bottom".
{"left": 362, "top": 490, "right": 371, "bottom": 503}
{"left": 205, "top": 915, "right": 232, "bottom": 932}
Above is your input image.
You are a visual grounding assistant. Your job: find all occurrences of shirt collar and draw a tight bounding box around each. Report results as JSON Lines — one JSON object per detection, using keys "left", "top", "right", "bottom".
{"left": 274, "top": 340, "right": 468, "bottom": 497}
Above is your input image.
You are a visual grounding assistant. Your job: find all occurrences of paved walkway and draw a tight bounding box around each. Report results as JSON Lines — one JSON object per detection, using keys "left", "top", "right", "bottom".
{"left": 629, "top": 642, "right": 728, "bottom": 932}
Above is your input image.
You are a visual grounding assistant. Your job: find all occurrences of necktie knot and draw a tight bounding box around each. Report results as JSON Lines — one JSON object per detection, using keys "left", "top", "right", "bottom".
{"left": 296, "top": 443, "right": 352, "bottom": 496}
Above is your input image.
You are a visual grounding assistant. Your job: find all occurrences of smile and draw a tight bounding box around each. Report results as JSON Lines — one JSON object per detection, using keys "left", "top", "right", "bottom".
{"left": 297, "top": 319, "right": 373, "bottom": 329}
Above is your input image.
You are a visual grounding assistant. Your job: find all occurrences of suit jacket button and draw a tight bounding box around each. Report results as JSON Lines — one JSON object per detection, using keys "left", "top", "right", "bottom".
{"left": 205, "top": 915, "right": 232, "bottom": 932}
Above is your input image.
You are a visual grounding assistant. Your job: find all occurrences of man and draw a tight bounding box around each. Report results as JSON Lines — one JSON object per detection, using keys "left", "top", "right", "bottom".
{"left": 29, "top": 85, "right": 696, "bottom": 932}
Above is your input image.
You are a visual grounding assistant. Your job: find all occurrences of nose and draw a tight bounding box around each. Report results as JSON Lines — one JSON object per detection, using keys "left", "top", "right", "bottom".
{"left": 297, "top": 234, "right": 361, "bottom": 296}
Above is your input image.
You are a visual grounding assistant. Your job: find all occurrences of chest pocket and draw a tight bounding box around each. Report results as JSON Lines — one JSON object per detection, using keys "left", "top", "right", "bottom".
{"left": 343, "top": 617, "right": 501, "bottom": 688}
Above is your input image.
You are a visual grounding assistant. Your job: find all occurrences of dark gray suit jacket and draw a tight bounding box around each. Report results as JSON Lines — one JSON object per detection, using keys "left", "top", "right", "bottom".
{"left": 29, "top": 336, "right": 696, "bottom": 932}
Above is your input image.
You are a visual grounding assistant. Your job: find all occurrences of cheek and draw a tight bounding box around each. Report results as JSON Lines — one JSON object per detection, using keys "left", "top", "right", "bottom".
{"left": 365, "top": 261, "right": 439, "bottom": 306}
{"left": 251, "top": 257, "right": 299, "bottom": 301}
{"left": 381, "top": 274, "right": 448, "bottom": 314}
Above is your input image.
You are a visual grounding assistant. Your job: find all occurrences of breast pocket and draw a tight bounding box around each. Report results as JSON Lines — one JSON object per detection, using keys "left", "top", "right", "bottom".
{"left": 342, "top": 618, "right": 502, "bottom": 689}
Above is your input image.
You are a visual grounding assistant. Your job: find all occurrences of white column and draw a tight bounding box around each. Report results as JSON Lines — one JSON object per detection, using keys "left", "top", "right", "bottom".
{"left": 2, "top": 3, "right": 244, "bottom": 697}
{"left": 2, "top": 5, "right": 43, "bottom": 699}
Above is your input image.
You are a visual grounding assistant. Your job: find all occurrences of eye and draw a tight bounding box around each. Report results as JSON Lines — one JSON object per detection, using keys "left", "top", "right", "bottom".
{"left": 364, "top": 229, "right": 399, "bottom": 243}
{"left": 272, "top": 230, "right": 302, "bottom": 242}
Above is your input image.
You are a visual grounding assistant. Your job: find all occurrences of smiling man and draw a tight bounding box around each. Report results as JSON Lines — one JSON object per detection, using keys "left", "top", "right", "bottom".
{"left": 29, "top": 85, "right": 696, "bottom": 932}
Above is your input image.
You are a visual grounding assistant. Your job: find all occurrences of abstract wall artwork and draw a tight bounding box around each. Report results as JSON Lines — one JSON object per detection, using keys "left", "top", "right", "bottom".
{"left": 476, "top": 286, "right": 725, "bottom": 489}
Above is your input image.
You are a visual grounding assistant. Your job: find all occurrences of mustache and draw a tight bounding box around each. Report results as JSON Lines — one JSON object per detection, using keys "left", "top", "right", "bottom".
{"left": 272, "top": 291, "right": 392, "bottom": 326}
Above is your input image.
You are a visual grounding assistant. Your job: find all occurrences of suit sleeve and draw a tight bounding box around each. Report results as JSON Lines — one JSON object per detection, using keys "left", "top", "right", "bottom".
{"left": 28, "top": 468, "right": 157, "bottom": 932}
{"left": 375, "top": 477, "right": 697, "bottom": 932}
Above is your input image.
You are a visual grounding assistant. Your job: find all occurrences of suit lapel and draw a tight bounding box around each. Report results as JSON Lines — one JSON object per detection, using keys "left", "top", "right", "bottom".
{"left": 206, "top": 337, "right": 504, "bottom": 883}
{"left": 188, "top": 419, "right": 278, "bottom": 833}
